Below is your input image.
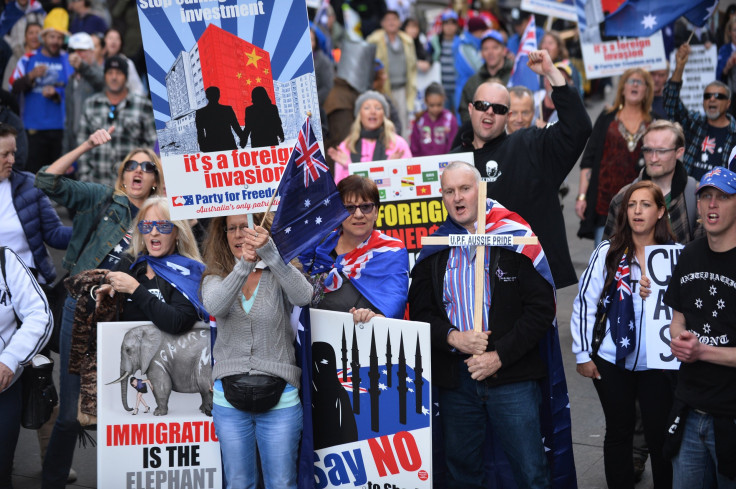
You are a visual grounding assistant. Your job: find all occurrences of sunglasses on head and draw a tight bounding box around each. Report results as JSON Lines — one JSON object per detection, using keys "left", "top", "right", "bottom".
{"left": 137, "top": 220, "right": 174, "bottom": 234}
{"left": 124, "top": 160, "right": 158, "bottom": 173}
{"left": 344, "top": 203, "right": 377, "bottom": 214}
{"left": 472, "top": 100, "right": 509, "bottom": 115}
{"left": 704, "top": 92, "right": 729, "bottom": 101}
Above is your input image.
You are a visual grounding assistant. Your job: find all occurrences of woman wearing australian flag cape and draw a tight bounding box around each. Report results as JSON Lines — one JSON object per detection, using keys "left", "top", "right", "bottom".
{"left": 410, "top": 164, "right": 576, "bottom": 489}
{"left": 299, "top": 175, "right": 409, "bottom": 321}
{"left": 96, "top": 197, "right": 207, "bottom": 333}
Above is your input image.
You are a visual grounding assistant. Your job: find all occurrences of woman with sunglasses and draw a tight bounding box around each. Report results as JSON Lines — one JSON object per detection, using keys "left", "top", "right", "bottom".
{"left": 571, "top": 181, "right": 676, "bottom": 489}
{"left": 201, "top": 212, "right": 311, "bottom": 489}
{"left": 576, "top": 68, "right": 655, "bottom": 245}
{"left": 327, "top": 91, "right": 412, "bottom": 183}
{"left": 300, "top": 175, "right": 409, "bottom": 323}
{"left": 95, "top": 196, "right": 206, "bottom": 334}
{"left": 35, "top": 127, "right": 162, "bottom": 489}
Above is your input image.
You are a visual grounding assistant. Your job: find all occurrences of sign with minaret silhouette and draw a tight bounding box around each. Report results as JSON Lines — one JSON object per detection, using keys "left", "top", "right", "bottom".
{"left": 310, "top": 309, "right": 432, "bottom": 488}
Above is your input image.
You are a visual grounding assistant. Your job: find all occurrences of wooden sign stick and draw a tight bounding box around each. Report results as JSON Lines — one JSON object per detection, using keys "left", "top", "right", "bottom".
{"left": 473, "top": 184, "right": 487, "bottom": 333}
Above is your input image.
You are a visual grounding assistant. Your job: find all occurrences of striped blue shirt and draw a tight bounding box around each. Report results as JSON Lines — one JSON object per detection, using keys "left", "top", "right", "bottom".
{"left": 443, "top": 244, "right": 491, "bottom": 332}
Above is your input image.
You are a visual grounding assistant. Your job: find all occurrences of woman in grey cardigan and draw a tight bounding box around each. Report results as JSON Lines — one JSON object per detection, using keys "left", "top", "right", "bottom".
{"left": 201, "top": 212, "right": 311, "bottom": 489}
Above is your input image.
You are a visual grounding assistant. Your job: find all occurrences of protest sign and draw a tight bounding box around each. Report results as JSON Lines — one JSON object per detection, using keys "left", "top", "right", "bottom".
{"left": 137, "top": 1, "right": 321, "bottom": 219}
{"left": 309, "top": 309, "right": 432, "bottom": 488}
{"left": 644, "top": 244, "right": 684, "bottom": 370}
{"left": 349, "top": 153, "right": 474, "bottom": 267}
{"left": 98, "top": 321, "right": 221, "bottom": 488}
{"left": 669, "top": 44, "right": 717, "bottom": 114}
{"left": 576, "top": 0, "right": 667, "bottom": 79}
{"left": 521, "top": 0, "right": 577, "bottom": 22}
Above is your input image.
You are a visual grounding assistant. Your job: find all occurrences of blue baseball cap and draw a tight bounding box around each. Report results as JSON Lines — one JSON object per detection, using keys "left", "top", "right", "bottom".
{"left": 481, "top": 30, "right": 506, "bottom": 47}
{"left": 441, "top": 11, "right": 458, "bottom": 22}
{"left": 697, "top": 167, "right": 736, "bottom": 195}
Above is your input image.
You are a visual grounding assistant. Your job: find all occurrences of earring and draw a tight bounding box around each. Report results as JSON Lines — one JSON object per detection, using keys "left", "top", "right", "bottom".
{"left": 122, "top": 184, "right": 126, "bottom": 188}
{"left": 152, "top": 186, "right": 156, "bottom": 191}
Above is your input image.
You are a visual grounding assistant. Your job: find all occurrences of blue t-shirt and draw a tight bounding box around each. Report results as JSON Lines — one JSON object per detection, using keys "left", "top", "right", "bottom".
{"left": 20, "top": 51, "right": 73, "bottom": 130}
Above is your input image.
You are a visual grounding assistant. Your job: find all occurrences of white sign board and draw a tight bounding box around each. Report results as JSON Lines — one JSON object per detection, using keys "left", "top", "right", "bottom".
{"left": 669, "top": 44, "right": 717, "bottom": 115}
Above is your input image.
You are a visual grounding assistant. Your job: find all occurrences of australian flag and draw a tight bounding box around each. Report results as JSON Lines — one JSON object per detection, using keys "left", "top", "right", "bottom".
{"left": 604, "top": 0, "right": 718, "bottom": 38}
{"left": 508, "top": 14, "right": 540, "bottom": 92}
{"left": 605, "top": 251, "right": 636, "bottom": 368}
{"left": 271, "top": 118, "right": 349, "bottom": 263}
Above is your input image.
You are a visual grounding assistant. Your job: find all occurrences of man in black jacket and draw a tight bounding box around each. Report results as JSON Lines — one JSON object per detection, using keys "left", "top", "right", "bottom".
{"left": 409, "top": 161, "right": 556, "bottom": 489}
{"left": 452, "top": 49, "right": 592, "bottom": 288}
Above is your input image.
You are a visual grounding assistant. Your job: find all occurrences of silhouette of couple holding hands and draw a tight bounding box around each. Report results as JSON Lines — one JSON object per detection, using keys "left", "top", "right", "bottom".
{"left": 195, "top": 85, "right": 285, "bottom": 152}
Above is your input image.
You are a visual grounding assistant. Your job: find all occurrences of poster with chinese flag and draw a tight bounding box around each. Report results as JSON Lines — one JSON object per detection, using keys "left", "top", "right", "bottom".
{"left": 138, "top": 1, "right": 321, "bottom": 219}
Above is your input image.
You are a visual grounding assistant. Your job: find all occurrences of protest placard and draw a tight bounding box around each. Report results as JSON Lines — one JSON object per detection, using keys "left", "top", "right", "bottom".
{"left": 309, "top": 309, "right": 432, "bottom": 488}
{"left": 644, "top": 244, "right": 684, "bottom": 370}
{"left": 521, "top": 0, "right": 577, "bottom": 22}
{"left": 98, "top": 321, "right": 221, "bottom": 488}
{"left": 576, "top": 0, "right": 667, "bottom": 79}
{"left": 349, "top": 153, "right": 474, "bottom": 267}
{"left": 137, "top": 1, "right": 320, "bottom": 219}
{"left": 669, "top": 44, "right": 717, "bottom": 114}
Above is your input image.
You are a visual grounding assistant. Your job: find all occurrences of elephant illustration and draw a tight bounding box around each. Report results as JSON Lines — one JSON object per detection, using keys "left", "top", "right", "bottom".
{"left": 106, "top": 324, "right": 213, "bottom": 416}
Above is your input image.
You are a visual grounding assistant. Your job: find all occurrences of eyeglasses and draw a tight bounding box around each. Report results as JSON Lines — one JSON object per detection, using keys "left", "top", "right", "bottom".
{"left": 625, "top": 79, "right": 645, "bottom": 86}
{"left": 344, "top": 203, "right": 377, "bottom": 214}
{"left": 137, "top": 220, "right": 174, "bottom": 234}
{"left": 108, "top": 104, "right": 117, "bottom": 123}
{"left": 225, "top": 224, "right": 249, "bottom": 234}
{"left": 703, "top": 92, "right": 729, "bottom": 101}
{"left": 697, "top": 191, "right": 732, "bottom": 202}
{"left": 471, "top": 101, "right": 509, "bottom": 115}
{"left": 123, "top": 160, "right": 158, "bottom": 173}
{"left": 641, "top": 147, "right": 677, "bottom": 157}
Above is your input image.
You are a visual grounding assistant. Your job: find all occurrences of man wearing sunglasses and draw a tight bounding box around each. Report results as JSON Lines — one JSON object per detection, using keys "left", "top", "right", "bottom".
{"left": 452, "top": 49, "right": 592, "bottom": 289}
{"left": 75, "top": 55, "right": 156, "bottom": 187}
{"left": 664, "top": 44, "right": 736, "bottom": 181}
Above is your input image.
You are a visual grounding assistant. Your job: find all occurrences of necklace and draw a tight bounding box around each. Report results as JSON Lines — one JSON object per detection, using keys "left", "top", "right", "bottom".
{"left": 617, "top": 119, "right": 645, "bottom": 152}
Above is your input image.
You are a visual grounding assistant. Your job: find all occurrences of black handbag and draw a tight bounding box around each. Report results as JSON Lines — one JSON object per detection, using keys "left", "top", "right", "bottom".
{"left": 21, "top": 355, "right": 58, "bottom": 429}
{"left": 221, "top": 374, "right": 286, "bottom": 413}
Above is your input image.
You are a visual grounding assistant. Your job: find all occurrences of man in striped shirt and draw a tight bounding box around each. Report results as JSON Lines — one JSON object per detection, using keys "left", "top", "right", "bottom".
{"left": 409, "top": 161, "right": 555, "bottom": 489}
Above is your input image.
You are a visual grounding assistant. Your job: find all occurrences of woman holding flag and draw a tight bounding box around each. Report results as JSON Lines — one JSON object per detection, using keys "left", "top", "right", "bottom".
{"left": 201, "top": 212, "right": 312, "bottom": 489}
{"left": 95, "top": 196, "right": 206, "bottom": 333}
{"left": 300, "top": 175, "right": 409, "bottom": 322}
{"left": 571, "top": 180, "right": 676, "bottom": 489}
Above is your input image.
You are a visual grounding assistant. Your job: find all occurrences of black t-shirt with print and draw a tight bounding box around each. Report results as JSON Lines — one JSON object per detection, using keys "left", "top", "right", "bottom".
{"left": 692, "top": 125, "right": 730, "bottom": 181}
{"left": 664, "top": 238, "right": 736, "bottom": 416}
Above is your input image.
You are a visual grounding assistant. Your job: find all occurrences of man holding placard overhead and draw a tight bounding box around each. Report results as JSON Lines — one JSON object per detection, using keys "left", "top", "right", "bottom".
{"left": 409, "top": 161, "right": 558, "bottom": 489}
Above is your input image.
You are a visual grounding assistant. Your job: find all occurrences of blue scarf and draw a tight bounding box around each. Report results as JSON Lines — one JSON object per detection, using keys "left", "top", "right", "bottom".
{"left": 131, "top": 254, "right": 208, "bottom": 320}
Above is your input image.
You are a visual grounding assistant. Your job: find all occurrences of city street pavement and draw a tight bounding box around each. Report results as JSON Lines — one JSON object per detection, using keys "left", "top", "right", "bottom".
{"left": 11, "top": 89, "right": 655, "bottom": 489}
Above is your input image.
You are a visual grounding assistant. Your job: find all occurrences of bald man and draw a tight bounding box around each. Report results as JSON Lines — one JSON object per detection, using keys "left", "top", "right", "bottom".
{"left": 451, "top": 49, "right": 591, "bottom": 288}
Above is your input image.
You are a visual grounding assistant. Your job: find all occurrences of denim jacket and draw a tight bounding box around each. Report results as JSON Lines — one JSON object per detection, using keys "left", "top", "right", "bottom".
{"left": 34, "top": 167, "right": 134, "bottom": 275}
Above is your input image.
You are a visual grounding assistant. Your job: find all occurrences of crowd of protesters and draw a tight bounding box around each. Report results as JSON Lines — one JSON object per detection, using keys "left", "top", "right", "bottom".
{"left": 1, "top": 1, "right": 736, "bottom": 489}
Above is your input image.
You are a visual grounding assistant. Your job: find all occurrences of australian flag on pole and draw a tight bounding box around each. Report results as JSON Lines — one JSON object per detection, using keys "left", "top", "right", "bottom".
{"left": 508, "top": 13, "right": 539, "bottom": 92}
{"left": 604, "top": 0, "right": 718, "bottom": 38}
{"left": 605, "top": 251, "right": 636, "bottom": 368}
{"left": 271, "top": 117, "right": 349, "bottom": 263}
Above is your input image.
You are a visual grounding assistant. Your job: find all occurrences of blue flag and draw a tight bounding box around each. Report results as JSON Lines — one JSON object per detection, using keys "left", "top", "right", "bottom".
{"left": 605, "top": 251, "right": 636, "bottom": 368}
{"left": 508, "top": 14, "right": 540, "bottom": 92}
{"left": 604, "top": 0, "right": 718, "bottom": 37}
{"left": 295, "top": 306, "right": 314, "bottom": 489}
{"left": 271, "top": 118, "right": 349, "bottom": 263}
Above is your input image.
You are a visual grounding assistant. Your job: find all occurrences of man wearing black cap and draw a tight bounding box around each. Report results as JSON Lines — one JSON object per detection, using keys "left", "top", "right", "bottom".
{"left": 663, "top": 167, "right": 736, "bottom": 487}
{"left": 75, "top": 54, "right": 156, "bottom": 187}
{"left": 458, "top": 30, "right": 513, "bottom": 124}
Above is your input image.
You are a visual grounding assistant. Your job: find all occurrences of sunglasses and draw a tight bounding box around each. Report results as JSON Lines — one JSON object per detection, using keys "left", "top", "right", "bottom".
{"left": 137, "top": 220, "right": 174, "bottom": 234}
{"left": 344, "top": 203, "right": 377, "bottom": 214}
{"left": 472, "top": 101, "right": 509, "bottom": 115}
{"left": 703, "top": 92, "right": 729, "bottom": 101}
{"left": 123, "top": 160, "right": 158, "bottom": 173}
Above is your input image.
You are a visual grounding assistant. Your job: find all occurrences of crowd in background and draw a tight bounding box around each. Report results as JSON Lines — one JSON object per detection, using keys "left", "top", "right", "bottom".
{"left": 2, "top": 1, "right": 736, "bottom": 489}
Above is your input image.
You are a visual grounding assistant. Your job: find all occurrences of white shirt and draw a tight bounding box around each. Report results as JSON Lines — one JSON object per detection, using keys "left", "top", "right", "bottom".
{"left": 0, "top": 178, "right": 34, "bottom": 269}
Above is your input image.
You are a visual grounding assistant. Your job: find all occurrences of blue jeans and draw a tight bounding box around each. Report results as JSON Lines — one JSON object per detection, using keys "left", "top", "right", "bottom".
{"left": 42, "top": 296, "right": 79, "bottom": 489}
{"left": 0, "top": 378, "right": 22, "bottom": 489}
{"left": 673, "top": 411, "right": 736, "bottom": 489}
{"left": 439, "top": 363, "right": 550, "bottom": 489}
{"left": 213, "top": 402, "right": 302, "bottom": 489}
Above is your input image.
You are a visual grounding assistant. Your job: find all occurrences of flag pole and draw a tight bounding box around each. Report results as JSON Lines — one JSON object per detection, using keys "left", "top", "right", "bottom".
{"left": 686, "top": 30, "right": 694, "bottom": 45}
{"left": 260, "top": 112, "right": 314, "bottom": 227}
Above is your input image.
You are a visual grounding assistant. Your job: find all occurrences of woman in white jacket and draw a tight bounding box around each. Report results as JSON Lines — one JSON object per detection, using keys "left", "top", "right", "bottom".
{"left": 571, "top": 180, "right": 676, "bottom": 489}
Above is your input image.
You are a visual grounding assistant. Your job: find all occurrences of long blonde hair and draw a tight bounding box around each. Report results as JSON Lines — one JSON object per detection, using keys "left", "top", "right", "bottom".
{"left": 607, "top": 68, "right": 654, "bottom": 122}
{"left": 345, "top": 104, "right": 397, "bottom": 155}
{"left": 128, "top": 196, "right": 202, "bottom": 261}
